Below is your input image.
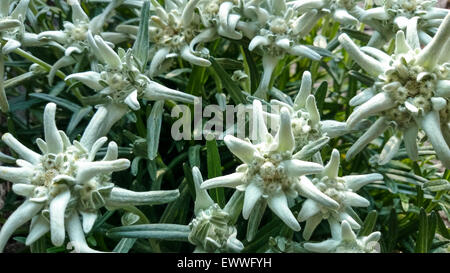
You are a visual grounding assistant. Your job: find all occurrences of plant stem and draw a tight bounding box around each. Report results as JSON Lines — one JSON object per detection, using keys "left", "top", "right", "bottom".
{"left": 12, "top": 48, "right": 67, "bottom": 81}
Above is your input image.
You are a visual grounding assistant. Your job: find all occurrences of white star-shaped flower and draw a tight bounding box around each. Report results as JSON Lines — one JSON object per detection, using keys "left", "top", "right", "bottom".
{"left": 0, "top": 103, "right": 180, "bottom": 252}
{"left": 339, "top": 12, "right": 450, "bottom": 168}
{"left": 37, "top": 0, "right": 127, "bottom": 84}
{"left": 304, "top": 220, "right": 381, "bottom": 253}
{"left": 188, "top": 167, "right": 244, "bottom": 253}
{"left": 297, "top": 149, "right": 383, "bottom": 240}
{"left": 201, "top": 99, "right": 340, "bottom": 232}
{"left": 358, "top": 0, "right": 448, "bottom": 47}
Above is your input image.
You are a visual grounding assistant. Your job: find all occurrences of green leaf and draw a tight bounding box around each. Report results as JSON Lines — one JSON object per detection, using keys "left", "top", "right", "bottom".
{"left": 186, "top": 65, "right": 206, "bottom": 97}
{"left": 29, "top": 93, "right": 81, "bottom": 112}
{"left": 30, "top": 236, "right": 47, "bottom": 253}
{"left": 359, "top": 210, "right": 378, "bottom": 237}
{"left": 348, "top": 70, "right": 375, "bottom": 86}
{"left": 384, "top": 208, "right": 398, "bottom": 253}
{"left": 107, "top": 224, "right": 191, "bottom": 241}
{"left": 89, "top": 210, "right": 115, "bottom": 235}
{"left": 399, "top": 193, "right": 410, "bottom": 212}
{"left": 206, "top": 138, "right": 225, "bottom": 207}
{"left": 66, "top": 106, "right": 92, "bottom": 135}
{"left": 160, "top": 181, "right": 191, "bottom": 224}
{"left": 132, "top": 0, "right": 150, "bottom": 71}
{"left": 243, "top": 217, "right": 283, "bottom": 252}
{"left": 188, "top": 145, "right": 201, "bottom": 168}
{"left": 341, "top": 28, "right": 371, "bottom": 43}
{"left": 182, "top": 162, "right": 196, "bottom": 199}
{"left": 147, "top": 100, "right": 164, "bottom": 160}
{"left": 416, "top": 185, "right": 424, "bottom": 207}
{"left": 422, "top": 180, "right": 450, "bottom": 192}
{"left": 304, "top": 45, "right": 333, "bottom": 57}
{"left": 436, "top": 213, "right": 450, "bottom": 240}
{"left": 427, "top": 211, "right": 437, "bottom": 251}
{"left": 314, "top": 81, "right": 327, "bottom": 116}
{"left": 210, "top": 57, "right": 247, "bottom": 105}
{"left": 113, "top": 238, "right": 137, "bottom": 253}
{"left": 215, "top": 58, "right": 243, "bottom": 70}
{"left": 415, "top": 208, "right": 428, "bottom": 253}
{"left": 241, "top": 46, "right": 260, "bottom": 93}
{"left": 9, "top": 98, "right": 40, "bottom": 112}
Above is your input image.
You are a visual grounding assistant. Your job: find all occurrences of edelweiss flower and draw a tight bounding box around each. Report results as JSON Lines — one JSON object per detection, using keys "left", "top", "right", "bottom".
{"left": 264, "top": 71, "right": 369, "bottom": 155}
{"left": 0, "top": 103, "right": 180, "bottom": 252}
{"left": 245, "top": 0, "right": 322, "bottom": 98}
{"left": 297, "top": 149, "right": 383, "bottom": 240}
{"left": 117, "top": 0, "right": 213, "bottom": 77}
{"left": 188, "top": 167, "right": 244, "bottom": 253}
{"left": 37, "top": 0, "right": 127, "bottom": 84}
{"left": 339, "top": 13, "right": 450, "bottom": 168}
{"left": 0, "top": 0, "right": 42, "bottom": 112}
{"left": 288, "top": 0, "right": 363, "bottom": 25}
{"left": 0, "top": 0, "right": 44, "bottom": 53}
{"left": 66, "top": 35, "right": 196, "bottom": 147}
{"left": 358, "top": 0, "right": 449, "bottom": 47}
{"left": 201, "top": 99, "right": 339, "bottom": 231}
{"left": 304, "top": 220, "right": 381, "bottom": 253}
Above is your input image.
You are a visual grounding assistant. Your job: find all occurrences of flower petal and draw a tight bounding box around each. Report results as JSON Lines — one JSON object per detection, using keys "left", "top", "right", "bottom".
{"left": 419, "top": 110, "right": 450, "bottom": 168}
{"left": 80, "top": 211, "right": 98, "bottom": 234}
{"left": 347, "top": 92, "right": 395, "bottom": 129}
{"left": 303, "top": 213, "right": 324, "bottom": 240}
{"left": 124, "top": 90, "right": 140, "bottom": 111}
{"left": 267, "top": 191, "right": 300, "bottom": 231}
{"left": 2, "top": 133, "right": 41, "bottom": 164}
{"left": 192, "top": 166, "right": 214, "bottom": 214}
{"left": 66, "top": 72, "right": 103, "bottom": 91}
{"left": 338, "top": 33, "right": 385, "bottom": 77}
{"left": 0, "top": 200, "right": 43, "bottom": 252}
{"left": 343, "top": 192, "right": 370, "bottom": 207}
{"left": 293, "top": 71, "right": 312, "bottom": 109}
{"left": 417, "top": 12, "right": 450, "bottom": 68}
{"left": 94, "top": 35, "right": 122, "bottom": 69}
{"left": 44, "top": 103, "right": 64, "bottom": 154}
{"left": 346, "top": 117, "right": 390, "bottom": 161}
{"left": 340, "top": 220, "right": 356, "bottom": 241}
{"left": 282, "top": 159, "right": 324, "bottom": 177}
{"left": 26, "top": 215, "right": 50, "bottom": 246}
{"left": 50, "top": 187, "right": 71, "bottom": 246}
{"left": 149, "top": 47, "right": 171, "bottom": 78}
{"left": 201, "top": 172, "right": 245, "bottom": 190}
{"left": 242, "top": 183, "right": 263, "bottom": 219}
{"left": 272, "top": 107, "right": 295, "bottom": 153}
{"left": 344, "top": 173, "right": 383, "bottom": 191}
{"left": 297, "top": 199, "right": 321, "bottom": 222}
{"left": 180, "top": 45, "right": 211, "bottom": 67}
{"left": 296, "top": 176, "right": 339, "bottom": 209}
{"left": 76, "top": 159, "right": 130, "bottom": 183}
{"left": 223, "top": 135, "right": 257, "bottom": 164}
{"left": 66, "top": 212, "right": 102, "bottom": 253}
